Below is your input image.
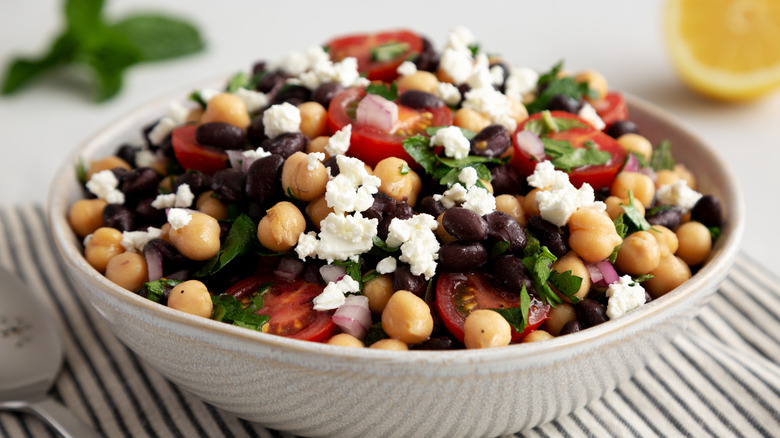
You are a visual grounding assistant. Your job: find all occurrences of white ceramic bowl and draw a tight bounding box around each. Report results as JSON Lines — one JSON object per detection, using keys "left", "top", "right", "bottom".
{"left": 48, "top": 90, "right": 744, "bottom": 438}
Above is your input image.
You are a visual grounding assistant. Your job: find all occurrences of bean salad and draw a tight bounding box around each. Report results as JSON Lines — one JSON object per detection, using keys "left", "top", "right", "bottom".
{"left": 68, "top": 26, "right": 724, "bottom": 350}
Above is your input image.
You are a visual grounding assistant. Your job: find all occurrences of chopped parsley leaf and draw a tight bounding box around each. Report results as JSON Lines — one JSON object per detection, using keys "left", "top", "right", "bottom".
{"left": 365, "top": 81, "right": 398, "bottom": 101}
{"left": 493, "top": 285, "right": 531, "bottom": 333}
{"left": 370, "top": 41, "right": 409, "bottom": 62}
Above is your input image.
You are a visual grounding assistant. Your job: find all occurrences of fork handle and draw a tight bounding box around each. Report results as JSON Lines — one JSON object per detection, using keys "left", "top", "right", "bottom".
{"left": 25, "top": 397, "right": 102, "bottom": 438}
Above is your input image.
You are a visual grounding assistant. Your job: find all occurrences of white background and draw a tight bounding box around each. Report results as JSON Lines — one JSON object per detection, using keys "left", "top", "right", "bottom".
{"left": 1, "top": 0, "right": 777, "bottom": 277}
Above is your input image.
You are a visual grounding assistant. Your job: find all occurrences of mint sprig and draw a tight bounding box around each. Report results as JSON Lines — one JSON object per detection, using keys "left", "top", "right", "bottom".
{"left": 2, "top": 0, "right": 204, "bottom": 101}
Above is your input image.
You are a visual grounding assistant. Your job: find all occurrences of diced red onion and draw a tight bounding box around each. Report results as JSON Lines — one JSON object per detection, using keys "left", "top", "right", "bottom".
{"left": 320, "top": 264, "right": 346, "bottom": 284}
{"left": 226, "top": 150, "right": 253, "bottom": 173}
{"left": 274, "top": 257, "right": 304, "bottom": 281}
{"left": 623, "top": 153, "right": 640, "bottom": 173}
{"left": 356, "top": 94, "right": 398, "bottom": 132}
{"left": 165, "top": 270, "right": 189, "bottom": 281}
{"left": 586, "top": 262, "right": 603, "bottom": 285}
{"left": 332, "top": 295, "right": 371, "bottom": 339}
{"left": 597, "top": 260, "right": 620, "bottom": 285}
{"left": 639, "top": 165, "right": 657, "bottom": 183}
{"left": 515, "top": 130, "right": 545, "bottom": 161}
{"left": 144, "top": 247, "right": 164, "bottom": 282}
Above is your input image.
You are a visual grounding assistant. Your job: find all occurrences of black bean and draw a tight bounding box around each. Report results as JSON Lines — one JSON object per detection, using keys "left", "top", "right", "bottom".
{"left": 133, "top": 198, "right": 164, "bottom": 224}
{"left": 412, "top": 336, "right": 456, "bottom": 350}
{"left": 195, "top": 122, "right": 248, "bottom": 150}
{"left": 691, "top": 195, "right": 723, "bottom": 227}
{"left": 393, "top": 264, "right": 427, "bottom": 297}
{"left": 323, "top": 155, "right": 339, "bottom": 177}
{"left": 438, "top": 242, "right": 488, "bottom": 272}
{"left": 173, "top": 171, "right": 211, "bottom": 196}
{"left": 301, "top": 261, "right": 325, "bottom": 284}
{"left": 418, "top": 195, "right": 447, "bottom": 218}
{"left": 595, "top": 186, "right": 611, "bottom": 203}
{"left": 120, "top": 167, "right": 160, "bottom": 199}
{"left": 247, "top": 116, "right": 267, "bottom": 146}
{"left": 547, "top": 94, "right": 582, "bottom": 113}
{"left": 143, "top": 239, "right": 186, "bottom": 275}
{"left": 251, "top": 61, "right": 266, "bottom": 77}
{"left": 255, "top": 70, "right": 287, "bottom": 94}
{"left": 102, "top": 204, "right": 134, "bottom": 232}
{"left": 272, "top": 85, "right": 311, "bottom": 106}
{"left": 413, "top": 36, "right": 439, "bottom": 72}
{"left": 646, "top": 206, "right": 683, "bottom": 230}
{"left": 379, "top": 201, "right": 413, "bottom": 241}
{"left": 363, "top": 192, "right": 396, "bottom": 222}
{"left": 211, "top": 168, "right": 246, "bottom": 203}
{"left": 470, "top": 124, "right": 511, "bottom": 157}
{"left": 490, "top": 255, "right": 533, "bottom": 293}
{"left": 576, "top": 298, "right": 608, "bottom": 328}
{"left": 527, "top": 216, "right": 570, "bottom": 257}
{"left": 312, "top": 82, "right": 345, "bottom": 108}
{"left": 158, "top": 136, "right": 175, "bottom": 158}
{"left": 110, "top": 167, "right": 129, "bottom": 184}
{"left": 245, "top": 154, "right": 285, "bottom": 203}
{"left": 559, "top": 320, "right": 584, "bottom": 336}
{"left": 262, "top": 132, "right": 308, "bottom": 159}
{"left": 399, "top": 90, "right": 444, "bottom": 109}
{"left": 606, "top": 120, "right": 640, "bottom": 139}
{"left": 490, "top": 165, "right": 525, "bottom": 195}
{"left": 489, "top": 60, "right": 510, "bottom": 89}
{"left": 484, "top": 211, "right": 526, "bottom": 252}
{"left": 442, "top": 207, "right": 489, "bottom": 242}
{"left": 115, "top": 144, "right": 139, "bottom": 167}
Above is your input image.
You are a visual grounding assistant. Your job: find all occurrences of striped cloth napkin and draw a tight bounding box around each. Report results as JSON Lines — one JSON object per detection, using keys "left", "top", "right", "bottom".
{"left": 0, "top": 205, "right": 778, "bottom": 438}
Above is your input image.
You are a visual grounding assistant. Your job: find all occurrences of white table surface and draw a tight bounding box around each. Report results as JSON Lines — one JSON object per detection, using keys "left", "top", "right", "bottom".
{"left": 1, "top": 0, "right": 777, "bottom": 277}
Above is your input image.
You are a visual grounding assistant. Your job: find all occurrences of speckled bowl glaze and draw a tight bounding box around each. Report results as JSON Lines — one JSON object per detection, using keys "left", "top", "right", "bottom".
{"left": 48, "top": 89, "right": 744, "bottom": 438}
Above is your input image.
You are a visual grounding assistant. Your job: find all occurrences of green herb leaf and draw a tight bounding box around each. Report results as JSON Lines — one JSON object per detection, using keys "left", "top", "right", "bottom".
{"left": 468, "top": 44, "right": 481, "bottom": 57}
{"left": 370, "top": 41, "right": 409, "bottom": 62}
{"left": 489, "top": 241, "right": 511, "bottom": 259}
{"left": 548, "top": 270, "right": 582, "bottom": 303}
{"left": 361, "top": 270, "right": 381, "bottom": 284}
{"left": 542, "top": 138, "right": 611, "bottom": 172}
{"left": 493, "top": 285, "right": 531, "bottom": 333}
{"left": 65, "top": 0, "right": 104, "bottom": 35}
{"left": 524, "top": 112, "right": 587, "bottom": 137}
{"left": 426, "top": 126, "right": 477, "bottom": 140}
{"left": 195, "top": 214, "right": 257, "bottom": 277}
{"left": 621, "top": 191, "right": 652, "bottom": 233}
{"left": 211, "top": 287, "right": 270, "bottom": 332}
{"left": 650, "top": 139, "right": 675, "bottom": 172}
{"left": 435, "top": 154, "right": 507, "bottom": 168}
{"left": 631, "top": 274, "right": 654, "bottom": 284}
{"left": 708, "top": 226, "right": 721, "bottom": 241}
{"left": 363, "top": 322, "right": 387, "bottom": 346}
{"left": 143, "top": 278, "right": 182, "bottom": 303}
{"left": 400, "top": 164, "right": 410, "bottom": 175}
{"left": 526, "top": 62, "right": 592, "bottom": 114}
{"left": 111, "top": 14, "right": 205, "bottom": 62}
{"left": 333, "top": 258, "right": 362, "bottom": 287}
{"left": 225, "top": 71, "right": 250, "bottom": 93}
{"left": 522, "top": 243, "right": 561, "bottom": 306}
{"left": 613, "top": 214, "right": 628, "bottom": 239}
{"left": 372, "top": 236, "right": 399, "bottom": 252}
{"left": 402, "top": 134, "right": 438, "bottom": 174}
{"left": 364, "top": 82, "right": 398, "bottom": 101}
{"left": 76, "top": 157, "right": 88, "bottom": 184}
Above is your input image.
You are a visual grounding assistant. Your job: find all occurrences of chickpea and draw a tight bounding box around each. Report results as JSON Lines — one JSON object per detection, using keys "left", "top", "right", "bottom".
{"left": 522, "top": 330, "right": 554, "bottom": 343}
{"left": 495, "top": 194, "right": 526, "bottom": 226}
{"left": 645, "top": 254, "right": 691, "bottom": 298}
{"left": 167, "top": 280, "right": 213, "bottom": 318}
{"left": 611, "top": 172, "right": 655, "bottom": 208}
{"left": 674, "top": 163, "right": 697, "bottom": 190}
{"left": 605, "top": 196, "right": 645, "bottom": 221}
{"left": 453, "top": 108, "right": 491, "bottom": 133}
{"left": 575, "top": 70, "right": 608, "bottom": 101}
{"left": 435, "top": 212, "right": 457, "bottom": 243}
{"left": 297, "top": 101, "right": 328, "bottom": 139}
{"left": 655, "top": 169, "right": 680, "bottom": 188}
{"left": 651, "top": 225, "right": 679, "bottom": 257}
{"left": 327, "top": 333, "right": 365, "bottom": 348}
{"left": 281, "top": 151, "right": 329, "bottom": 201}
{"left": 85, "top": 227, "right": 125, "bottom": 273}
{"left": 396, "top": 71, "right": 439, "bottom": 93}
{"left": 542, "top": 303, "right": 577, "bottom": 336}
{"left": 552, "top": 251, "right": 591, "bottom": 302}
{"left": 200, "top": 93, "right": 251, "bottom": 129}
{"left": 169, "top": 212, "right": 221, "bottom": 261}
{"left": 675, "top": 222, "right": 712, "bottom": 266}
{"left": 523, "top": 188, "right": 542, "bottom": 218}
{"left": 369, "top": 338, "right": 409, "bottom": 351}
{"left": 257, "top": 201, "right": 306, "bottom": 252}
{"left": 616, "top": 134, "right": 653, "bottom": 162}
{"left": 568, "top": 207, "right": 623, "bottom": 263}
{"left": 463, "top": 309, "right": 512, "bottom": 349}
{"left": 305, "top": 195, "right": 335, "bottom": 231}
{"left": 363, "top": 274, "right": 395, "bottom": 313}
{"left": 196, "top": 190, "right": 228, "bottom": 221}
{"left": 105, "top": 252, "right": 148, "bottom": 291}
{"left": 615, "top": 231, "right": 662, "bottom": 275}
{"left": 68, "top": 198, "right": 108, "bottom": 238}
{"left": 374, "top": 157, "right": 422, "bottom": 207}
{"left": 87, "top": 156, "right": 131, "bottom": 179}
{"left": 306, "top": 136, "right": 331, "bottom": 157}
{"left": 479, "top": 179, "right": 494, "bottom": 195}
{"left": 381, "top": 290, "right": 434, "bottom": 344}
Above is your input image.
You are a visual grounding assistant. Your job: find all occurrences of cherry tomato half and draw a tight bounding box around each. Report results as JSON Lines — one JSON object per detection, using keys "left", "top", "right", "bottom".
{"left": 435, "top": 272, "right": 549, "bottom": 344}
{"left": 510, "top": 111, "right": 627, "bottom": 190}
{"left": 171, "top": 124, "right": 228, "bottom": 175}
{"left": 327, "top": 87, "right": 453, "bottom": 167}
{"left": 326, "top": 30, "right": 423, "bottom": 82}
{"left": 591, "top": 91, "right": 629, "bottom": 129}
{"left": 225, "top": 275, "right": 337, "bottom": 343}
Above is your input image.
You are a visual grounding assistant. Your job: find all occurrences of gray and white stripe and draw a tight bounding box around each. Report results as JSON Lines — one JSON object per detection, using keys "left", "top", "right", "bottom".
{"left": 1, "top": 206, "right": 778, "bottom": 438}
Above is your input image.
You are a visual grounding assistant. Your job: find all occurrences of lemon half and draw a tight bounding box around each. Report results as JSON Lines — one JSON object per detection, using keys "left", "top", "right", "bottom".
{"left": 666, "top": 0, "right": 780, "bottom": 101}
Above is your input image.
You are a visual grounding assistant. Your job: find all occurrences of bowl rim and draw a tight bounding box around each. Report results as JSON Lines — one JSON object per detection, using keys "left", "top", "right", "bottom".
{"left": 46, "top": 86, "right": 745, "bottom": 366}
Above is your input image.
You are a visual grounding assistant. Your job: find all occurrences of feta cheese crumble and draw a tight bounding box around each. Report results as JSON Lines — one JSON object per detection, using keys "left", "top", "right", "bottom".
{"left": 121, "top": 227, "right": 162, "bottom": 253}
{"left": 148, "top": 101, "right": 190, "bottom": 145}
{"left": 134, "top": 149, "right": 158, "bottom": 168}
{"left": 242, "top": 146, "right": 272, "bottom": 162}
{"left": 386, "top": 214, "right": 440, "bottom": 280}
{"left": 434, "top": 182, "right": 495, "bottom": 216}
{"left": 462, "top": 86, "right": 517, "bottom": 132}
{"left": 325, "top": 155, "right": 382, "bottom": 214}
{"left": 324, "top": 124, "right": 352, "bottom": 156}
{"left": 430, "top": 126, "right": 470, "bottom": 159}
{"left": 151, "top": 183, "right": 194, "bottom": 209}
{"left": 578, "top": 102, "right": 606, "bottom": 131}
{"left": 656, "top": 180, "right": 703, "bottom": 214}
{"left": 263, "top": 102, "right": 301, "bottom": 138}
{"left": 309, "top": 212, "right": 378, "bottom": 263}
{"left": 606, "top": 275, "right": 647, "bottom": 319}
{"left": 297, "top": 56, "right": 370, "bottom": 90}
{"left": 458, "top": 166, "right": 479, "bottom": 188}
{"left": 313, "top": 274, "right": 360, "bottom": 311}
{"left": 396, "top": 61, "right": 417, "bottom": 77}
{"left": 435, "top": 82, "right": 462, "bottom": 106}
{"left": 528, "top": 161, "right": 605, "bottom": 226}
{"left": 167, "top": 208, "right": 192, "bottom": 230}
{"left": 295, "top": 231, "right": 319, "bottom": 261}
{"left": 86, "top": 170, "right": 125, "bottom": 205}
{"left": 234, "top": 87, "right": 269, "bottom": 113}
{"left": 504, "top": 66, "right": 539, "bottom": 102}
{"left": 307, "top": 152, "right": 325, "bottom": 170}
{"left": 376, "top": 256, "right": 397, "bottom": 274}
